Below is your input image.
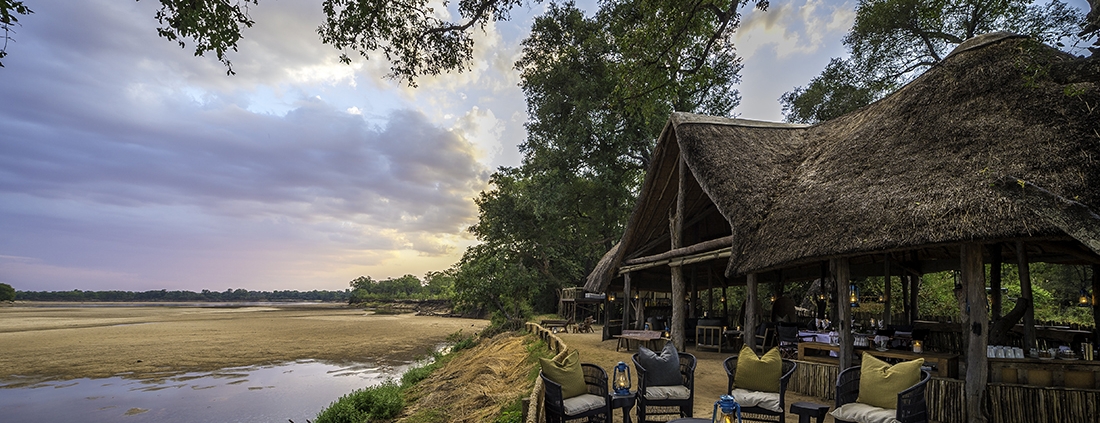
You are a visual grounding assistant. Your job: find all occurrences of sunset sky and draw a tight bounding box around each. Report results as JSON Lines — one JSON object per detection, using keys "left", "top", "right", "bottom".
{"left": 1, "top": 1, "right": 1089, "bottom": 292}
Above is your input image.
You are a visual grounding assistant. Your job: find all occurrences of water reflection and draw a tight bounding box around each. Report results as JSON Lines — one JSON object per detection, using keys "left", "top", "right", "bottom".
{"left": 0, "top": 359, "right": 412, "bottom": 423}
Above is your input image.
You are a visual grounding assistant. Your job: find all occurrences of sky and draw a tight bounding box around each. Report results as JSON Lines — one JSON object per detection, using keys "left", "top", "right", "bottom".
{"left": 0, "top": 1, "right": 1088, "bottom": 292}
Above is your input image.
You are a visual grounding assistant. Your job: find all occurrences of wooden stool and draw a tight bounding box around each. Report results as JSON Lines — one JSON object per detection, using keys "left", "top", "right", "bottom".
{"left": 789, "top": 402, "right": 830, "bottom": 423}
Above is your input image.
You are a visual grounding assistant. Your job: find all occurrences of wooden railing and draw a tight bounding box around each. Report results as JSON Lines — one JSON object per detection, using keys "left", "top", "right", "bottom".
{"left": 524, "top": 322, "right": 569, "bottom": 423}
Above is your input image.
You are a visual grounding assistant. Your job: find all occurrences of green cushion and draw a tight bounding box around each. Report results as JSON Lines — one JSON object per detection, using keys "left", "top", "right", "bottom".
{"left": 540, "top": 349, "right": 588, "bottom": 399}
{"left": 857, "top": 354, "right": 924, "bottom": 409}
{"left": 733, "top": 345, "right": 782, "bottom": 393}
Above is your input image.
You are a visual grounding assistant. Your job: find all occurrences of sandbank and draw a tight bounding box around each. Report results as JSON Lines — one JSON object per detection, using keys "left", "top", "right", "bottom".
{"left": 0, "top": 304, "right": 488, "bottom": 384}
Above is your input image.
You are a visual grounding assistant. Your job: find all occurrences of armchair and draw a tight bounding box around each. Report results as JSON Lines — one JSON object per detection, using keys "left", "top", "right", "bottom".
{"left": 833, "top": 366, "right": 930, "bottom": 423}
{"left": 723, "top": 355, "right": 797, "bottom": 422}
{"left": 541, "top": 363, "right": 612, "bottom": 423}
{"left": 631, "top": 352, "right": 696, "bottom": 422}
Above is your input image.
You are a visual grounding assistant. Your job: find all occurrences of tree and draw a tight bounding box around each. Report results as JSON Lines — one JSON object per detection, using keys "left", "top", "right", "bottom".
{"left": 455, "top": 1, "right": 761, "bottom": 316}
{"left": 144, "top": 0, "right": 764, "bottom": 83}
{"left": 0, "top": 0, "right": 32, "bottom": 67}
{"left": 0, "top": 282, "right": 14, "bottom": 301}
{"left": 781, "top": 0, "right": 1086, "bottom": 123}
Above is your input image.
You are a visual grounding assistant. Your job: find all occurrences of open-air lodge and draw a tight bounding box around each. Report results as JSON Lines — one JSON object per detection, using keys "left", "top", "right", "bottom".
{"left": 580, "top": 34, "right": 1100, "bottom": 422}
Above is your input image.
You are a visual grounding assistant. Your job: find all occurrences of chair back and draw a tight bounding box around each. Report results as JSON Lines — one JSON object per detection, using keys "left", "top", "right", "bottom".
{"left": 777, "top": 325, "right": 801, "bottom": 343}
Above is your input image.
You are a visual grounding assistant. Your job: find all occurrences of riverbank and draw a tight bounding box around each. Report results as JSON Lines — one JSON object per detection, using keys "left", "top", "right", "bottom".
{"left": 0, "top": 304, "right": 488, "bottom": 385}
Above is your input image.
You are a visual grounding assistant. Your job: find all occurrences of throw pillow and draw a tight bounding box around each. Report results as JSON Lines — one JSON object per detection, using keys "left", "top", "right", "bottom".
{"left": 637, "top": 342, "right": 682, "bottom": 386}
{"left": 539, "top": 349, "right": 588, "bottom": 399}
{"left": 857, "top": 354, "right": 924, "bottom": 409}
{"left": 734, "top": 345, "right": 782, "bottom": 393}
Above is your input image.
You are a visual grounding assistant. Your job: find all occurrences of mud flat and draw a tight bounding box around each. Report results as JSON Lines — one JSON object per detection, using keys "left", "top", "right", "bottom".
{"left": 0, "top": 303, "right": 488, "bottom": 384}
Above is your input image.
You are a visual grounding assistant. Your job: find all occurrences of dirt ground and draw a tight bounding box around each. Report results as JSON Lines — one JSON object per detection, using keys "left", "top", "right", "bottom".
{"left": 556, "top": 328, "right": 837, "bottom": 423}
{"left": 0, "top": 303, "right": 488, "bottom": 385}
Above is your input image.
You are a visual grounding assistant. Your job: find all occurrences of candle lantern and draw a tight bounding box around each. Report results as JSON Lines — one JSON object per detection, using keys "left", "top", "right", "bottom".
{"left": 712, "top": 394, "right": 741, "bottom": 423}
{"left": 612, "top": 361, "right": 631, "bottom": 395}
{"left": 1079, "top": 288, "right": 1090, "bottom": 307}
{"left": 849, "top": 284, "right": 860, "bottom": 308}
{"left": 912, "top": 340, "right": 924, "bottom": 354}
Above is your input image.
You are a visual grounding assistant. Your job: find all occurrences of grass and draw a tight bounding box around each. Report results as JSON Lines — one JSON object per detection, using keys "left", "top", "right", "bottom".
{"left": 313, "top": 331, "right": 480, "bottom": 423}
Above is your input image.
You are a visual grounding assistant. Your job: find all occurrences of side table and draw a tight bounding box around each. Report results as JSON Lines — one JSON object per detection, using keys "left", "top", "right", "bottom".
{"left": 609, "top": 391, "right": 636, "bottom": 423}
{"left": 789, "top": 401, "right": 830, "bottom": 423}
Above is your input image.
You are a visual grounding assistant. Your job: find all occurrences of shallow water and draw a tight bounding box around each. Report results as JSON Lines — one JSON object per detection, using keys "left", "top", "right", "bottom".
{"left": 0, "top": 359, "right": 412, "bottom": 423}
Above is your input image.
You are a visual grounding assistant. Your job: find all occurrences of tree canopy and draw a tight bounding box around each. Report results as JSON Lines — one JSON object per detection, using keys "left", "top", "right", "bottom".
{"left": 781, "top": 0, "right": 1087, "bottom": 124}
{"left": 450, "top": 1, "right": 762, "bottom": 323}
{"left": 0, "top": 0, "right": 32, "bottom": 67}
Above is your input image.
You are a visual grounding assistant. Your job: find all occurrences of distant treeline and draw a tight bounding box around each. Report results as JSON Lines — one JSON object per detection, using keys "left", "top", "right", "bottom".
{"left": 14, "top": 288, "right": 351, "bottom": 303}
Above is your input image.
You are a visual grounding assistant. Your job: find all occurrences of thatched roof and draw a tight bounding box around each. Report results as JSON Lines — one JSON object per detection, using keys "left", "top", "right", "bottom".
{"left": 586, "top": 34, "right": 1100, "bottom": 293}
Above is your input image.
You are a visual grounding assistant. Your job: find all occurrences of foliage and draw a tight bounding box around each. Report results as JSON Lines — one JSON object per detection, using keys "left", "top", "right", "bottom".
{"left": 0, "top": 0, "right": 31, "bottom": 67}
{"left": 145, "top": 0, "right": 258, "bottom": 75}
{"left": 494, "top": 398, "right": 525, "bottom": 423}
{"left": 348, "top": 272, "right": 454, "bottom": 303}
{"left": 781, "top": 0, "right": 1086, "bottom": 123}
{"left": 453, "top": 1, "right": 763, "bottom": 319}
{"left": 0, "top": 282, "right": 14, "bottom": 301}
{"left": 314, "top": 380, "right": 404, "bottom": 423}
{"left": 15, "top": 288, "right": 349, "bottom": 302}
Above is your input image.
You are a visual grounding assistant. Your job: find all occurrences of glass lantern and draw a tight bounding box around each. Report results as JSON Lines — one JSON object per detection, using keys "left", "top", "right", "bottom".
{"left": 612, "top": 361, "right": 631, "bottom": 395}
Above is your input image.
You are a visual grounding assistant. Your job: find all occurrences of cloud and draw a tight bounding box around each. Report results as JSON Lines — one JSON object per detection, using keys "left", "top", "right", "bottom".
{"left": 736, "top": 0, "right": 856, "bottom": 60}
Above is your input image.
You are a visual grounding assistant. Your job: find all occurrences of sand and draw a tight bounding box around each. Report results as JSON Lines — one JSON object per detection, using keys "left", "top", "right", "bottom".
{"left": 0, "top": 303, "right": 488, "bottom": 384}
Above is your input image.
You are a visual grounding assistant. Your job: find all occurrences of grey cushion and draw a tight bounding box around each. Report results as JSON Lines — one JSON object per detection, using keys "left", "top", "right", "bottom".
{"left": 563, "top": 393, "right": 606, "bottom": 415}
{"left": 643, "top": 385, "right": 691, "bottom": 400}
{"left": 638, "top": 342, "right": 682, "bottom": 386}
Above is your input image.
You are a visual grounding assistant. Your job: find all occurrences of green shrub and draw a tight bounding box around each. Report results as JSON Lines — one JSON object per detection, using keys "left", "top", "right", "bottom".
{"left": 0, "top": 283, "right": 14, "bottom": 302}
{"left": 314, "top": 381, "right": 403, "bottom": 423}
{"left": 446, "top": 330, "right": 478, "bottom": 352}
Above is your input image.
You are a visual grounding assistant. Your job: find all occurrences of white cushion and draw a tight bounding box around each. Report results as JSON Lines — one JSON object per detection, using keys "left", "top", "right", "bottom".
{"left": 562, "top": 393, "right": 605, "bottom": 415}
{"left": 643, "top": 385, "right": 691, "bottom": 400}
{"left": 730, "top": 388, "right": 782, "bottom": 412}
{"left": 830, "top": 402, "right": 900, "bottom": 423}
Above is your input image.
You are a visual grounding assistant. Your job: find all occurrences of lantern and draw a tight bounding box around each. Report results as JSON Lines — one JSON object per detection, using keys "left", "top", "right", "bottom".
{"left": 1079, "top": 288, "right": 1090, "bottom": 307}
{"left": 712, "top": 394, "right": 741, "bottom": 423}
{"left": 912, "top": 340, "right": 924, "bottom": 354}
{"left": 612, "top": 361, "right": 631, "bottom": 395}
{"left": 849, "top": 284, "right": 860, "bottom": 308}
{"left": 608, "top": 292, "right": 616, "bottom": 302}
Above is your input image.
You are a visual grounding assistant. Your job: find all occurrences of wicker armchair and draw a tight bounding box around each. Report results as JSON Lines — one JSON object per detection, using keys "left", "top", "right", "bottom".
{"left": 833, "top": 366, "right": 930, "bottom": 423}
{"left": 631, "top": 352, "right": 696, "bottom": 422}
{"left": 541, "top": 363, "right": 611, "bottom": 423}
{"left": 722, "top": 356, "right": 797, "bottom": 422}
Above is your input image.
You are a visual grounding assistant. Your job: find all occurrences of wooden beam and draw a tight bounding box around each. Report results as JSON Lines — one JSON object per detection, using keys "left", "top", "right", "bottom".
{"left": 834, "top": 259, "right": 854, "bottom": 370}
{"left": 1017, "top": 241, "right": 1037, "bottom": 350}
{"left": 623, "top": 235, "right": 735, "bottom": 266}
{"left": 962, "top": 243, "right": 989, "bottom": 423}
{"left": 746, "top": 273, "right": 759, "bottom": 352}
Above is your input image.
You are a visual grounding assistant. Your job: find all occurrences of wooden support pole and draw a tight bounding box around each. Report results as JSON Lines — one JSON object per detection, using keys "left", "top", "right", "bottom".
{"left": 1017, "top": 241, "right": 1036, "bottom": 350}
{"left": 834, "top": 259, "right": 854, "bottom": 370}
{"left": 670, "top": 157, "right": 686, "bottom": 352}
{"left": 622, "top": 273, "right": 632, "bottom": 334}
{"left": 746, "top": 273, "right": 759, "bottom": 352}
{"left": 962, "top": 243, "right": 989, "bottom": 423}
{"left": 1092, "top": 265, "right": 1099, "bottom": 347}
{"left": 990, "top": 244, "right": 1003, "bottom": 321}
{"left": 883, "top": 254, "right": 892, "bottom": 325}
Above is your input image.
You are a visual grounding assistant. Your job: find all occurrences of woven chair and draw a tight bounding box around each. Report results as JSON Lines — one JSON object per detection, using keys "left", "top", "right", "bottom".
{"left": 631, "top": 352, "right": 696, "bottom": 422}
{"left": 834, "top": 367, "right": 930, "bottom": 423}
{"left": 541, "top": 363, "right": 611, "bottom": 423}
{"left": 722, "top": 356, "right": 797, "bottom": 422}
{"left": 776, "top": 324, "right": 813, "bottom": 359}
